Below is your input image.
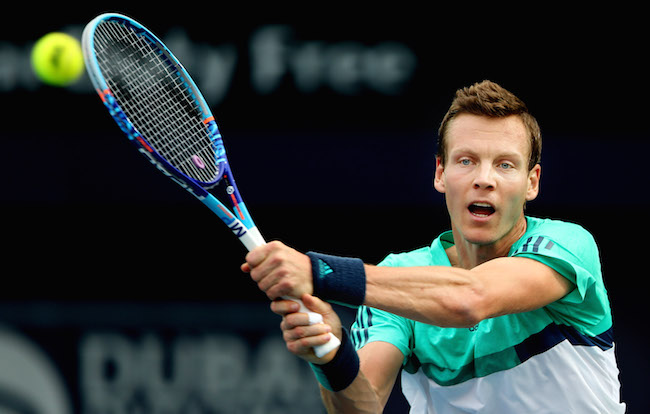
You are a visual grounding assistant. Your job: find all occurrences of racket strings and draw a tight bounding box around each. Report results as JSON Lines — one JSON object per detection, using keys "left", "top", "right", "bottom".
{"left": 92, "top": 20, "right": 219, "bottom": 184}
{"left": 98, "top": 27, "right": 202, "bottom": 158}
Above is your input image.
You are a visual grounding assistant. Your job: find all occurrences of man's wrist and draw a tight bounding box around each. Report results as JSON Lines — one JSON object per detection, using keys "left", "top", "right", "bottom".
{"left": 310, "top": 327, "right": 360, "bottom": 392}
{"left": 306, "top": 252, "right": 366, "bottom": 308}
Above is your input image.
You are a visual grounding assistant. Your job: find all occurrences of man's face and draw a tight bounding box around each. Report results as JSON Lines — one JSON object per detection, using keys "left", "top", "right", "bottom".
{"left": 434, "top": 114, "right": 540, "bottom": 246}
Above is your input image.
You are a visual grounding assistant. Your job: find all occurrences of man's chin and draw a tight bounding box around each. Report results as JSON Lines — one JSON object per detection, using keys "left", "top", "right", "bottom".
{"left": 456, "top": 221, "right": 501, "bottom": 246}
{"left": 462, "top": 233, "right": 499, "bottom": 246}
{"left": 455, "top": 213, "right": 526, "bottom": 248}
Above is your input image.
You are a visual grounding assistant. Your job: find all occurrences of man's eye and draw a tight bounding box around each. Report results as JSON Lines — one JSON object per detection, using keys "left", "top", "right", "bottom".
{"left": 499, "top": 162, "right": 513, "bottom": 169}
{"left": 460, "top": 159, "right": 471, "bottom": 166}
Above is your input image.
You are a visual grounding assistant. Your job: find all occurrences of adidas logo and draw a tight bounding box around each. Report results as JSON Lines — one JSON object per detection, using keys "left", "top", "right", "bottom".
{"left": 318, "top": 259, "right": 334, "bottom": 278}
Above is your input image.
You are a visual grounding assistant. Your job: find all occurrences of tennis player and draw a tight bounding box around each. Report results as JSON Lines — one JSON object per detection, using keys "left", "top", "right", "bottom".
{"left": 242, "top": 80, "right": 625, "bottom": 413}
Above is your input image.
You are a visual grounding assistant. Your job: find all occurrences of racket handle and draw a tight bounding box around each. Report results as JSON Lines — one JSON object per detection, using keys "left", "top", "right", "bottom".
{"left": 282, "top": 296, "right": 342, "bottom": 358}
{"left": 240, "top": 227, "right": 341, "bottom": 357}
{"left": 238, "top": 225, "right": 266, "bottom": 251}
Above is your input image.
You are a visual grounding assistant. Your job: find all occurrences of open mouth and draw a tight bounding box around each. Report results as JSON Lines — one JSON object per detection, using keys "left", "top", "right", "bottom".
{"left": 468, "top": 202, "right": 496, "bottom": 218}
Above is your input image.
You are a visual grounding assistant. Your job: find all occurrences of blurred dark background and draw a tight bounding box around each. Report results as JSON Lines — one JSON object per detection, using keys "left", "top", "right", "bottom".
{"left": 1, "top": 5, "right": 647, "bottom": 413}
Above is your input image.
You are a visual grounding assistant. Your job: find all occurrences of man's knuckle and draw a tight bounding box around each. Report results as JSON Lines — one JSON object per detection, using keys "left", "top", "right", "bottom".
{"left": 299, "top": 337, "right": 312, "bottom": 348}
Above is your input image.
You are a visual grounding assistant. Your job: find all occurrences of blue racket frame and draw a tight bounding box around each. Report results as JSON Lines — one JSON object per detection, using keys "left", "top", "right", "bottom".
{"left": 82, "top": 13, "right": 257, "bottom": 243}
{"left": 82, "top": 13, "right": 340, "bottom": 357}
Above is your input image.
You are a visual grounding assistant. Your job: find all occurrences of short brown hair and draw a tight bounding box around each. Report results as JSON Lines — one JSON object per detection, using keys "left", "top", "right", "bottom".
{"left": 437, "top": 80, "right": 542, "bottom": 171}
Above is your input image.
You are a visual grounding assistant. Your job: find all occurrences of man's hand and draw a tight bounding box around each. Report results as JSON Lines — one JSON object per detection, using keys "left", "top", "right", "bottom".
{"left": 241, "top": 241, "right": 312, "bottom": 300}
{"left": 271, "top": 294, "right": 342, "bottom": 364}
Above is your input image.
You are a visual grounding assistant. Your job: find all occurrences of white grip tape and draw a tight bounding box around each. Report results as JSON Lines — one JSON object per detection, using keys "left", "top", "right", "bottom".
{"left": 238, "top": 226, "right": 265, "bottom": 251}
{"left": 307, "top": 312, "right": 323, "bottom": 325}
{"left": 283, "top": 296, "right": 342, "bottom": 358}
{"left": 238, "top": 228, "right": 340, "bottom": 358}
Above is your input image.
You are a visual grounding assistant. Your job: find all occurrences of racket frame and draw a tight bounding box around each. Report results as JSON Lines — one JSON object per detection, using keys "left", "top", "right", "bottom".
{"left": 82, "top": 13, "right": 263, "bottom": 249}
{"left": 82, "top": 13, "right": 339, "bottom": 357}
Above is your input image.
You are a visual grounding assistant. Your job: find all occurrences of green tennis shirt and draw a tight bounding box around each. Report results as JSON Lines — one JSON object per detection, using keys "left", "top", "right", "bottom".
{"left": 351, "top": 216, "right": 624, "bottom": 413}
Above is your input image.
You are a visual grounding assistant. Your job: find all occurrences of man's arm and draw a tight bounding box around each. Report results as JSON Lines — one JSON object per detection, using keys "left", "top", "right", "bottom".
{"left": 364, "top": 256, "right": 573, "bottom": 327}
{"left": 245, "top": 242, "right": 572, "bottom": 328}
{"left": 319, "top": 342, "right": 404, "bottom": 413}
{"left": 272, "top": 295, "right": 403, "bottom": 413}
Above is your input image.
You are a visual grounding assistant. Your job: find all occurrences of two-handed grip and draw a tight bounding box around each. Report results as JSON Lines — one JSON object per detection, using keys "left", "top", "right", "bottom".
{"left": 280, "top": 296, "right": 341, "bottom": 357}
{"left": 241, "top": 227, "right": 341, "bottom": 358}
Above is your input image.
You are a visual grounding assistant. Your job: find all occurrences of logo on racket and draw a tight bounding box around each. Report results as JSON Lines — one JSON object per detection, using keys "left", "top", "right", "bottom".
{"left": 227, "top": 220, "right": 247, "bottom": 237}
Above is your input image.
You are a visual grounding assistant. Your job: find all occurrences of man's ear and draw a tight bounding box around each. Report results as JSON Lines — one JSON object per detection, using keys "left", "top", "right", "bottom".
{"left": 526, "top": 164, "right": 541, "bottom": 201}
{"left": 434, "top": 157, "right": 446, "bottom": 194}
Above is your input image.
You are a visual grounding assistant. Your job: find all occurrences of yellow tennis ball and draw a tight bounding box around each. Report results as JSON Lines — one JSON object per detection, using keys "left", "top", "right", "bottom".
{"left": 31, "top": 32, "right": 85, "bottom": 87}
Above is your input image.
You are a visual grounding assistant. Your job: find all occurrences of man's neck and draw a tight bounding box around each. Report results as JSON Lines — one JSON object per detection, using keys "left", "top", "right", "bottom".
{"left": 447, "top": 215, "right": 528, "bottom": 270}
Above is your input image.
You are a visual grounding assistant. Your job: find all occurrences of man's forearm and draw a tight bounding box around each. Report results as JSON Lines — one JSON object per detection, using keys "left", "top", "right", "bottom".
{"left": 364, "top": 264, "right": 484, "bottom": 328}
{"left": 319, "top": 370, "right": 383, "bottom": 414}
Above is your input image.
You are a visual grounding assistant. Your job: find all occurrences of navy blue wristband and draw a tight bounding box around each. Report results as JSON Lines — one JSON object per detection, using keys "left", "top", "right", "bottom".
{"left": 306, "top": 252, "right": 366, "bottom": 308}
{"left": 310, "top": 328, "right": 360, "bottom": 392}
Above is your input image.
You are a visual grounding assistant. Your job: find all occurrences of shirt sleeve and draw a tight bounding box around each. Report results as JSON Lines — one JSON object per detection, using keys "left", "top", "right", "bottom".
{"left": 350, "top": 254, "right": 414, "bottom": 362}
{"left": 350, "top": 305, "right": 413, "bottom": 358}
{"left": 511, "top": 222, "right": 612, "bottom": 335}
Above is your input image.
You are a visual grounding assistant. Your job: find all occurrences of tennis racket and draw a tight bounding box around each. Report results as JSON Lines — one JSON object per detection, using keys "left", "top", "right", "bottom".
{"left": 81, "top": 13, "right": 340, "bottom": 357}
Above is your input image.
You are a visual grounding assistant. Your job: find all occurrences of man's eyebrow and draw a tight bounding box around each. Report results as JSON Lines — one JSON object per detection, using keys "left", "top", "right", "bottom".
{"left": 449, "top": 148, "right": 525, "bottom": 160}
{"left": 448, "top": 147, "right": 477, "bottom": 156}
{"left": 495, "top": 151, "right": 525, "bottom": 160}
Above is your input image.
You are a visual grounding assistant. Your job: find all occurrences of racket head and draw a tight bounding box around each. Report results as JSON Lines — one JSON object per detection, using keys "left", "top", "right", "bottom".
{"left": 81, "top": 13, "right": 227, "bottom": 196}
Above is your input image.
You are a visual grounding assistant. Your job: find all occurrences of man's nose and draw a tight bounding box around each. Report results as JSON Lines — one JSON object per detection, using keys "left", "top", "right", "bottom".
{"left": 472, "top": 164, "right": 496, "bottom": 190}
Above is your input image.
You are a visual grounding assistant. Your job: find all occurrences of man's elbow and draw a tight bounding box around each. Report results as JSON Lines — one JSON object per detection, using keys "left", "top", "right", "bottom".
{"left": 442, "top": 299, "right": 483, "bottom": 328}
{"left": 440, "top": 279, "right": 490, "bottom": 328}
